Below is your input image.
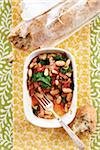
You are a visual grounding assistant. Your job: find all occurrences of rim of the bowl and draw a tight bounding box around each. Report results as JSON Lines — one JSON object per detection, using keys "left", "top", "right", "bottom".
{"left": 23, "top": 47, "right": 77, "bottom": 128}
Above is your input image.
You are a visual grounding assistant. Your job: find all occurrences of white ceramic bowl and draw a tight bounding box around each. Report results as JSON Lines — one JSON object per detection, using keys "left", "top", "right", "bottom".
{"left": 23, "top": 47, "right": 77, "bottom": 128}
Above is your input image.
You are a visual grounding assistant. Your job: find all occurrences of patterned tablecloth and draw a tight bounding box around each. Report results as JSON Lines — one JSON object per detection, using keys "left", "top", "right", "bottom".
{"left": 0, "top": 0, "right": 100, "bottom": 150}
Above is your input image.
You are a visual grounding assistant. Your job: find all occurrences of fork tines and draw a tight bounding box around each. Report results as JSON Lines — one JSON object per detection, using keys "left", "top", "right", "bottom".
{"left": 34, "top": 93, "right": 50, "bottom": 110}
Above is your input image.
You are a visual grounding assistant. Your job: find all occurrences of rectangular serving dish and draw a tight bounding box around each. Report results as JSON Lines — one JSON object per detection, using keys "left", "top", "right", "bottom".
{"left": 23, "top": 48, "right": 77, "bottom": 128}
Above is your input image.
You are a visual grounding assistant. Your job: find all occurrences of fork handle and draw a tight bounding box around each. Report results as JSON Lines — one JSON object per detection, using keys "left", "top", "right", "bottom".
{"left": 60, "top": 120, "right": 85, "bottom": 150}
{"left": 51, "top": 110, "right": 85, "bottom": 150}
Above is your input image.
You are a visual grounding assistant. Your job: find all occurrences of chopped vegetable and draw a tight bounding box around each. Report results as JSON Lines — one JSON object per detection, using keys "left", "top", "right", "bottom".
{"left": 32, "top": 96, "right": 38, "bottom": 106}
{"left": 37, "top": 66, "right": 45, "bottom": 72}
{"left": 54, "top": 103, "right": 65, "bottom": 116}
{"left": 59, "top": 73, "right": 68, "bottom": 79}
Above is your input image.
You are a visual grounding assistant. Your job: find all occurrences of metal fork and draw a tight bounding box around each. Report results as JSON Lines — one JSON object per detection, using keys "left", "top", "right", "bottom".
{"left": 34, "top": 93, "right": 85, "bottom": 150}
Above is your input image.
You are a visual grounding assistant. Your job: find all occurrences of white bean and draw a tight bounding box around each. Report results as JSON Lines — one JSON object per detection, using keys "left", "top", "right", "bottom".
{"left": 35, "top": 93, "right": 43, "bottom": 99}
{"left": 56, "top": 96, "right": 62, "bottom": 104}
{"left": 56, "top": 75, "right": 59, "bottom": 79}
{"left": 50, "top": 89, "right": 59, "bottom": 96}
{"left": 62, "top": 88, "right": 72, "bottom": 93}
{"left": 52, "top": 69, "right": 58, "bottom": 74}
{"left": 55, "top": 60, "right": 65, "bottom": 66}
{"left": 65, "top": 59, "right": 71, "bottom": 66}
{"left": 47, "top": 94, "right": 53, "bottom": 101}
{"left": 49, "top": 56, "right": 54, "bottom": 63}
{"left": 55, "top": 80, "right": 59, "bottom": 86}
{"left": 66, "top": 72, "right": 72, "bottom": 77}
{"left": 39, "top": 54, "right": 47, "bottom": 60}
{"left": 30, "top": 62, "right": 35, "bottom": 68}
{"left": 28, "top": 69, "right": 32, "bottom": 77}
{"left": 44, "top": 68, "right": 49, "bottom": 76}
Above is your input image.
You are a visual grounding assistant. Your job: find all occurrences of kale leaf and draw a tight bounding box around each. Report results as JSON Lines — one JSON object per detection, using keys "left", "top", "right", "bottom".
{"left": 39, "top": 58, "right": 50, "bottom": 65}
{"left": 60, "top": 68, "right": 68, "bottom": 74}
{"left": 32, "top": 72, "right": 51, "bottom": 86}
{"left": 32, "top": 72, "right": 44, "bottom": 82}
{"left": 37, "top": 76, "right": 51, "bottom": 86}
{"left": 41, "top": 82, "right": 50, "bottom": 89}
{"left": 60, "top": 66, "right": 72, "bottom": 74}
{"left": 54, "top": 55, "right": 67, "bottom": 62}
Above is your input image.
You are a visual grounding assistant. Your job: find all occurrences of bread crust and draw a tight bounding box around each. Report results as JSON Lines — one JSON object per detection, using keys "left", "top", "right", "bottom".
{"left": 8, "top": 0, "right": 100, "bottom": 50}
{"left": 70, "top": 103, "right": 96, "bottom": 134}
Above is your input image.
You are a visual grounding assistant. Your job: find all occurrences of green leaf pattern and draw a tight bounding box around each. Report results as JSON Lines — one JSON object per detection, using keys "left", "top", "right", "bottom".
{"left": 90, "top": 15, "right": 100, "bottom": 150}
{"left": 0, "top": 0, "right": 99, "bottom": 149}
{"left": 0, "top": 0, "right": 3, "bottom": 8}
{"left": 0, "top": 0, "right": 12, "bottom": 150}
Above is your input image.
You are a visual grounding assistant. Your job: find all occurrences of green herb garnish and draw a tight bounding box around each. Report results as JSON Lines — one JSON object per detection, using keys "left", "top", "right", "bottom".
{"left": 39, "top": 58, "right": 50, "bottom": 65}
{"left": 67, "top": 66, "right": 72, "bottom": 72}
{"left": 32, "top": 72, "right": 44, "bottom": 82}
{"left": 54, "top": 55, "right": 62, "bottom": 61}
{"left": 38, "top": 76, "right": 51, "bottom": 86}
{"left": 32, "top": 72, "right": 51, "bottom": 86}
{"left": 60, "top": 66, "right": 72, "bottom": 74}
{"left": 60, "top": 68, "right": 68, "bottom": 74}
{"left": 41, "top": 82, "right": 50, "bottom": 89}
{"left": 54, "top": 55, "right": 67, "bottom": 62}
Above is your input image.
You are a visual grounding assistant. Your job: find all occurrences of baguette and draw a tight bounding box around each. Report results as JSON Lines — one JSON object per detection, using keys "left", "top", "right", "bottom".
{"left": 8, "top": 0, "right": 100, "bottom": 50}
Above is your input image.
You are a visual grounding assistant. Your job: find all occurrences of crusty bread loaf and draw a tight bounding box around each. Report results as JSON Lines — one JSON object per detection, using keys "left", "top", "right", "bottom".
{"left": 8, "top": 0, "right": 100, "bottom": 50}
{"left": 71, "top": 103, "right": 96, "bottom": 134}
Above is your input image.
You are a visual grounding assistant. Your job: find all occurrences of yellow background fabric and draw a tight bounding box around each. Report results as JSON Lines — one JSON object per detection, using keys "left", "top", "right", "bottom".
{"left": 12, "top": 0, "right": 91, "bottom": 149}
